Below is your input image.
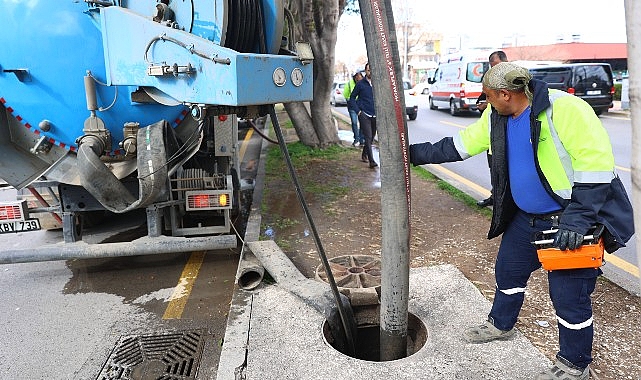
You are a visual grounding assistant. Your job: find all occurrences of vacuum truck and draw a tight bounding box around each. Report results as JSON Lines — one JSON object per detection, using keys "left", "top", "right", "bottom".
{"left": 0, "top": 0, "right": 313, "bottom": 262}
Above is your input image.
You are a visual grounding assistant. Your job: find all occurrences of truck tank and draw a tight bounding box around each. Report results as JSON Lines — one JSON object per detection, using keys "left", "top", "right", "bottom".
{"left": 0, "top": 0, "right": 313, "bottom": 262}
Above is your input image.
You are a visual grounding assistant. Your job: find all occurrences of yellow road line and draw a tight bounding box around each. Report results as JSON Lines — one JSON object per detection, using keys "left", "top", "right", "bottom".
{"left": 427, "top": 164, "right": 491, "bottom": 197}
{"left": 440, "top": 120, "right": 467, "bottom": 129}
{"left": 163, "top": 251, "right": 206, "bottom": 319}
{"left": 238, "top": 127, "right": 253, "bottom": 161}
{"left": 162, "top": 126, "right": 254, "bottom": 319}
{"left": 605, "top": 253, "right": 640, "bottom": 278}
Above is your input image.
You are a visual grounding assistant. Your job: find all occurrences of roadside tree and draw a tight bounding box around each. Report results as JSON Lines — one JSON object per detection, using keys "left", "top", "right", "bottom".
{"left": 283, "top": 0, "right": 355, "bottom": 147}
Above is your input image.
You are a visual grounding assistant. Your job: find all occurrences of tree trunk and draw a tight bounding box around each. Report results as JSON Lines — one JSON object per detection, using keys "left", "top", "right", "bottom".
{"left": 283, "top": 102, "right": 319, "bottom": 146}
{"left": 283, "top": 0, "right": 347, "bottom": 148}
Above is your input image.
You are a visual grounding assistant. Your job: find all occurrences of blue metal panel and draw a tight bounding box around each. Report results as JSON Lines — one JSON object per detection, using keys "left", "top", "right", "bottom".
{"left": 121, "top": 0, "right": 226, "bottom": 44}
{"left": 100, "top": 6, "right": 312, "bottom": 106}
{"left": 0, "top": 1, "right": 186, "bottom": 153}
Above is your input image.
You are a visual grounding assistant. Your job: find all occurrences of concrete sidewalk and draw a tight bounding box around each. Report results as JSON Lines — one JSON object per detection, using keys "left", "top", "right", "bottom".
{"left": 218, "top": 262, "right": 551, "bottom": 380}
{"left": 215, "top": 114, "right": 552, "bottom": 380}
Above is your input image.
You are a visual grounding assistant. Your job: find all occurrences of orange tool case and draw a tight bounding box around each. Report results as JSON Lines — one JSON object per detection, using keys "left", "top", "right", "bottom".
{"left": 532, "top": 226, "right": 605, "bottom": 271}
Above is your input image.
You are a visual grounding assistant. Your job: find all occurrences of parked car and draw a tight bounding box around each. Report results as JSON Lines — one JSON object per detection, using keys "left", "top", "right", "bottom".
{"left": 330, "top": 81, "right": 347, "bottom": 106}
{"left": 404, "top": 80, "right": 419, "bottom": 120}
{"left": 528, "top": 63, "right": 614, "bottom": 115}
{"left": 412, "top": 81, "right": 431, "bottom": 95}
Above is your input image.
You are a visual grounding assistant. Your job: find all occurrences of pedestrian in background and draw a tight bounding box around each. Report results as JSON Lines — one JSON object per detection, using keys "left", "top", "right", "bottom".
{"left": 476, "top": 50, "right": 508, "bottom": 208}
{"left": 349, "top": 63, "right": 378, "bottom": 168}
{"left": 409, "top": 62, "right": 633, "bottom": 380}
{"left": 343, "top": 71, "right": 364, "bottom": 147}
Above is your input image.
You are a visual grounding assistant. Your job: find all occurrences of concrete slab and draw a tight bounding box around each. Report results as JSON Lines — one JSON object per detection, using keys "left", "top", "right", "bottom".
{"left": 218, "top": 264, "right": 551, "bottom": 379}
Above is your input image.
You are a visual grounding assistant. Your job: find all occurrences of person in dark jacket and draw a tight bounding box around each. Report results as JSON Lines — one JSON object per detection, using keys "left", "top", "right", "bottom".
{"left": 476, "top": 50, "right": 508, "bottom": 207}
{"left": 409, "top": 62, "right": 633, "bottom": 380}
{"left": 349, "top": 63, "right": 378, "bottom": 168}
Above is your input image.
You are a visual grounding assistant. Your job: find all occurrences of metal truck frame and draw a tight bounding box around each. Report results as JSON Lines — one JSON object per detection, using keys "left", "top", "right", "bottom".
{"left": 0, "top": 1, "right": 313, "bottom": 263}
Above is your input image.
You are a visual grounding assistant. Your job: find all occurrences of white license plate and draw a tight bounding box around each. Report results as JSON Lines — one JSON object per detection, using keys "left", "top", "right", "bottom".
{"left": 0, "top": 219, "right": 41, "bottom": 234}
{"left": 586, "top": 90, "right": 601, "bottom": 95}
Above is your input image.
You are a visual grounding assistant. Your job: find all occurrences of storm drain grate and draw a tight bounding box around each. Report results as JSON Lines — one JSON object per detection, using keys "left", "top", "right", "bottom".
{"left": 96, "top": 329, "right": 206, "bottom": 380}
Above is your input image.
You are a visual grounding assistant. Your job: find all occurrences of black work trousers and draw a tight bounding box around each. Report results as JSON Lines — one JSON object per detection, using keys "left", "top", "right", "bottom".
{"left": 358, "top": 113, "right": 377, "bottom": 165}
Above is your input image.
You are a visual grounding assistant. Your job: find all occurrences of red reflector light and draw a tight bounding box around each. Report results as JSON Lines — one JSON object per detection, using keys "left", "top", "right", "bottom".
{"left": 610, "top": 86, "right": 615, "bottom": 95}
{"left": 0, "top": 201, "right": 27, "bottom": 221}
{"left": 0, "top": 205, "right": 21, "bottom": 220}
{"left": 218, "top": 115, "right": 228, "bottom": 122}
{"left": 185, "top": 191, "right": 232, "bottom": 211}
{"left": 191, "top": 194, "right": 211, "bottom": 208}
{"left": 567, "top": 87, "right": 576, "bottom": 95}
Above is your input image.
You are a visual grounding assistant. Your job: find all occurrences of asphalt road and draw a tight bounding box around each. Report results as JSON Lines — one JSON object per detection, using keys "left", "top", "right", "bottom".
{"left": 0, "top": 126, "right": 266, "bottom": 379}
{"left": 334, "top": 96, "right": 640, "bottom": 296}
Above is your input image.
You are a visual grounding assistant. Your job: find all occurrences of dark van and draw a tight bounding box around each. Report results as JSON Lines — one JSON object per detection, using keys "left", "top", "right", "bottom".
{"left": 528, "top": 63, "right": 614, "bottom": 115}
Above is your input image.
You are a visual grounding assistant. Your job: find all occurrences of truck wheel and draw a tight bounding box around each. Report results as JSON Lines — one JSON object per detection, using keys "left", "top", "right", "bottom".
{"left": 449, "top": 100, "right": 459, "bottom": 116}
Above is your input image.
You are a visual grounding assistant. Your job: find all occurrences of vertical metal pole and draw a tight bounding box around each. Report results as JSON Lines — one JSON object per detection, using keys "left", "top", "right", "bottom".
{"left": 402, "top": 0, "right": 409, "bottom": 80}
{"left": 624, "top": 0, "right": 641, "bottom": 292}
{"left": 358, "top": 0, "right": 411, "bottom": 361}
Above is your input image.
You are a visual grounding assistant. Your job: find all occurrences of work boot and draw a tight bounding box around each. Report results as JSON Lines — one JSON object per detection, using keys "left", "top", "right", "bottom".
{"left": 463, "top": 320, "right": 515, "bottom": 343}
{"left": 536, "top": 359, "right": 589, "bottom": 380}
{"left": 476, "top": 196, "right": 493, "bottom": 207}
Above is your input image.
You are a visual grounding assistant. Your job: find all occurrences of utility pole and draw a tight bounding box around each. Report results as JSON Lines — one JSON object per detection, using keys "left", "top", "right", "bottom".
{"left": 624, "top": 0, "right": 641, "bottom": 291}
{"left": 358, "top": 0, "right": 411, "bottom": 361}
{"left": 402, "top": 0, "right": 409, "bottom": 80}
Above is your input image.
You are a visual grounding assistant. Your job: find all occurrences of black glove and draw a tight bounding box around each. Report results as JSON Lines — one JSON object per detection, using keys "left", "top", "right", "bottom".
{"left": 552, "top": 229, "right": 584, "bottom": 251}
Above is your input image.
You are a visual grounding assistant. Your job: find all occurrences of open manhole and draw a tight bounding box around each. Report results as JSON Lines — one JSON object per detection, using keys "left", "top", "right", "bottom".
{"left": 323, "top": 309, "right": 427, "bottom": 362}
{"left": 96, "top": 330, "right": 205, "bottom": 380}
{"left": 315, "top": 254, "right": 381, "bottom": 305}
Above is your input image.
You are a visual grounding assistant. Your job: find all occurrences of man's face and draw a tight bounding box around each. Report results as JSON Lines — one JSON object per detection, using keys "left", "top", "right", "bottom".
{"left": 483, "top": 86, "right": 511, "bottom": 115}
{"left": 355, "top": 73, "right": 363, "bottom": 81}
{"left": 365, "top": 65, "right": 371, "bottom": 79}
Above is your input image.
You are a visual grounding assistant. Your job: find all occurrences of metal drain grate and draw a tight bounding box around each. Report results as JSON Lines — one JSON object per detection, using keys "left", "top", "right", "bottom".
{"left": 96, "top": 330, "right": 206, "bottom": 380}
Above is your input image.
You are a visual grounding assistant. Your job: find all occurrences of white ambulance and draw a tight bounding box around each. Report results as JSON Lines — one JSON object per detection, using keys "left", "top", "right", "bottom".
{"left": 428, "top": 50, "right": 493, "bottom": 116}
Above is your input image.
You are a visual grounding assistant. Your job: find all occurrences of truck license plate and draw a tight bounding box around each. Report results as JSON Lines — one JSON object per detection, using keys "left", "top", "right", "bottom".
{"left": 0, "top": 219, "right": 41, "bottom": 234}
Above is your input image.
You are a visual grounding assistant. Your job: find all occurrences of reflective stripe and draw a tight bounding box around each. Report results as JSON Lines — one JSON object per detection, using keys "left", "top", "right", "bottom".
{"left": 557, "top": 315, "right": 593, "bottom": 330}
{"left": 544, "top": 91, "right": 614, "bottom": 197}
{"left": 554, "top": 188, "right": 572, "bottom": 199}
{"left": 487, "top": 109, "right": 492, "bottom": 155}
{"left": 498, "top": 286, "right": 526, "bottom": 295}
{"left": 574, "top": 170, "right": 616, "bottom": 183}
{"left": 453, "top": 134, "right": 471, "bottom": 159}
{"left": 545, "top": 92, "right": 575, "bottom": 189}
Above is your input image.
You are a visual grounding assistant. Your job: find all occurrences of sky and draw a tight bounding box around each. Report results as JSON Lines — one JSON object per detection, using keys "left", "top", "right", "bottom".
{"left": 336, "top": 0, "right": 627, "bottom": 67}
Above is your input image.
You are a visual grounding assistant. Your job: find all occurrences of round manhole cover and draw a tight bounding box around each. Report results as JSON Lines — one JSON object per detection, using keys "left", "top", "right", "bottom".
{"left": 315, "top": 255, "right": 381, "bottom": 305}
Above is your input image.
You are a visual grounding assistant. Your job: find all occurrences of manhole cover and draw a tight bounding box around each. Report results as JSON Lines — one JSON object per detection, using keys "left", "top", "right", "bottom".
{"left": 315, "top": 254, "right": 381, "bottom": 305}
{"left": 96, "top": 330, "right": 205, "bottom": 380}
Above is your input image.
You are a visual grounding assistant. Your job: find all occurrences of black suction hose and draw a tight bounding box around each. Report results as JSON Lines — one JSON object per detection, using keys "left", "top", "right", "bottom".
{"left": 268, "top": 106, "right": 356, "bottom": 356}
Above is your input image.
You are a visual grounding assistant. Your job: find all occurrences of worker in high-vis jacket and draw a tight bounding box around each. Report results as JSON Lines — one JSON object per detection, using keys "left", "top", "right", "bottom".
{"left": 409, "top": 62, "right": 633, "bottom": 380}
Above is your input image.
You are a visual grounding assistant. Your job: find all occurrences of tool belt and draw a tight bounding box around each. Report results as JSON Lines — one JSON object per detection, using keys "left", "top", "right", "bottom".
{"left": 532, "top": 225, "right": 605, "bottom": 271}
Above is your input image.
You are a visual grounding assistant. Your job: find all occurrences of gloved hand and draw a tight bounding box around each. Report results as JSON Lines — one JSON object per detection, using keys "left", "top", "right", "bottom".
{"left": 552, "top": 229, "right": 585, "bottom": 251}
